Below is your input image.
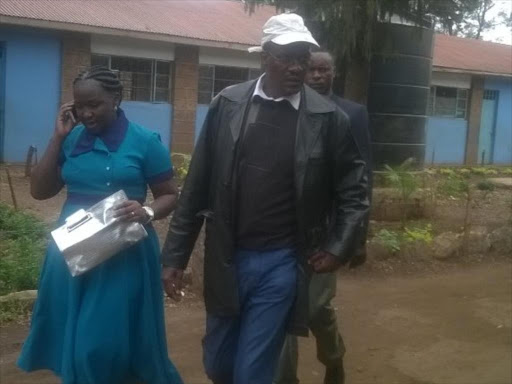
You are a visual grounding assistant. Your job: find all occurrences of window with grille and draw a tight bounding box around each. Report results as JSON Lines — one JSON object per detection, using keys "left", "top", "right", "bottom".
{"left": 91, "top": 54, "right": 172, "bottom": 103}
{"left": 427, "top": 86, "right": 468, "bottom": 119}
{"left": 198, "top": 65, "right": 262, "bottom": 104}
{"left": 483, "top": 90, "right": 499, "bottom": 100}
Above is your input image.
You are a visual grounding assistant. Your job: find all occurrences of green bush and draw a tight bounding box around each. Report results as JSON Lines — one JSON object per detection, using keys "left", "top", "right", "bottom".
{"left": 0, "top": 298, "right": 33, "bottom": 324}
{"left": 471, "top": 167, "right": 498, "bottom": 176}
{"left": 476, "top": 180, "right": 495, "bottom": 191}
{"left": 384, "top": 158, "right": 419, "bottom": 202}
{"left": 0, "top": 204, "right": 47, "bottom": 296}
{"left": 404, "top": 224, "right": 433, "bottom": 244}
{"left": 375, "top": 229, "right": 402, "bottom": 253}
{"left": 436, "top": 174, "right": 469, "bottom": 198}
{"left": 374, "top": 224, "right": 433, "bottom": 253}
{"left": 172, "top": 153, "right": 192, "bottom": 182}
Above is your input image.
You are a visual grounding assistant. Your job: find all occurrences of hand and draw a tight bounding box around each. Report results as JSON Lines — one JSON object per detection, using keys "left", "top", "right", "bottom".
{"left": 113, "top": 200, "right": 149, "bottom": 223}
{"left": 54, "top": 101, "right": 78, "bottom": 140}
{"left": 349, "top": 246, "right": 367, "bottom": 269}
{"left": 309, "top": 251, "right": 341, "bottom": 273}
{"left": 162, "top": 267, "right": 185, "bottom": 301}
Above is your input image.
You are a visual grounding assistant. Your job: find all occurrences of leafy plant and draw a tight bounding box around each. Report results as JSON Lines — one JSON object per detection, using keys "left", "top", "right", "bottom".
{"left": 384, "top": 158, "right": 419, "bottom": 202}
{"left": 471, "top": 167, "right": 498, "bottom": 176}
{"left": 0, "top": 204, "right": 47, "bottom": 297}
{"left": 374, "top": 223, "right": 433, "bottom": 254}
{"left": 403, "top": 224, "right": 433, "bottom": 244}
{"left": 439, "top": 168, "right": 456, "bottom": 176}
{"left": 172, "top": 153, "right": 192, "bottom": 182}
{"left": 437, "top": 174, "right": 469, "bottom": 198}
{"left": 476, "top": 180, "right": 495, "bottom": 191}
{"left": 0, "top": 298, "right": 33, "bottom": 325}
{"left": 458, "top": 168, "right": 471, "bottom": 176}
{"left": 374, "top": 229, "right": 402, "bottom": 253}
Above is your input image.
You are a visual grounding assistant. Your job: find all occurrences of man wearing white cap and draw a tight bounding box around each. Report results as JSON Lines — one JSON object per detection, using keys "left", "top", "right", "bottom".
{"left": 161, "top": 13, "right": 369, "bottom": 384}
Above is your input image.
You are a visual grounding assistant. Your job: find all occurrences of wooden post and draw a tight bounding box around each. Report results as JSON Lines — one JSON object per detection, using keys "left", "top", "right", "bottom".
{"left": 5, "top": 167, "right": 18, "bottom": 210}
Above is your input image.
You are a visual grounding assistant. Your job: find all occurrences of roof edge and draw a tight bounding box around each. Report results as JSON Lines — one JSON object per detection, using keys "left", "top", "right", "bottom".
{"left": 433, "top": 66, "right": 512, "bottom": 78}
{"left": 0, "top": 14, "right": 253, "bottom": 51}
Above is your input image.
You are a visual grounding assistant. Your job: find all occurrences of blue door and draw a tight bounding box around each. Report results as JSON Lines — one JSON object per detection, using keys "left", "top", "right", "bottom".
{"left": 478, "top": 90, "right": 499, "bottom": 164}
{"left": 0, "top": 43, "right": 5, "bottom": 162}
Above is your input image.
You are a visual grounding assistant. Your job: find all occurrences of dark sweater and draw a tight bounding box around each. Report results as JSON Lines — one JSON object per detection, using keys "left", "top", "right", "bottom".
{"left": 236, "top": 97, "right": 299, "bottom": 250}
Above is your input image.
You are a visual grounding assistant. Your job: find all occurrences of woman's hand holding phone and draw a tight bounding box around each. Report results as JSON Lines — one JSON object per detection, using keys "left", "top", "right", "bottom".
{"left": 55, "top": 101, "right": 78, "bottom": 141}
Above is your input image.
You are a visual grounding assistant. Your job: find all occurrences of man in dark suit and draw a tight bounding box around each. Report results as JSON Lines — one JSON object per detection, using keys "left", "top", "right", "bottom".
{"left": 274, "top": 51, "right": 372, "bottom": 384}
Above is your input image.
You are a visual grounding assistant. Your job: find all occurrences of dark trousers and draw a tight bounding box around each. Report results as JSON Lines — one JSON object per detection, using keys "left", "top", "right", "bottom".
{"left": 274, "top": 272, "right": 345, "bottom": 384}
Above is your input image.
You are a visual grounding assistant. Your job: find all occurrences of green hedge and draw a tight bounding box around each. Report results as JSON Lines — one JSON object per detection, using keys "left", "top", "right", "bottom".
{"left": 0, "top": 204, "right": 47, "bottom": 296}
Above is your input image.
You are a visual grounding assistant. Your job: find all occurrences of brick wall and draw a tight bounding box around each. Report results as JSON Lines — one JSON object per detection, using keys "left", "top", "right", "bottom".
{"left": 465, "top": 76, "right": 484, "bottom": 165}
{"left": 171, "top": 45, "right": 199, "bottom": 153}
{"left": 60, "top": 33, "right": 91, "bottom": 104}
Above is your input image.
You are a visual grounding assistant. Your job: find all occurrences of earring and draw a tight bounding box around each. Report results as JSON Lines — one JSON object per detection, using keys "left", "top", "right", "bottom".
{"left": 114, "top": 105, "right": 118, "bottom": 112}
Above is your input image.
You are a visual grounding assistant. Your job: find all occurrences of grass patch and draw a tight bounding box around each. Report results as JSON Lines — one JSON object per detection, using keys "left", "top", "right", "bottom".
{"left": 0, "top": 298, "right": 33, "bottom": 325}
{"left": 0, "top": 203, "right": 47, "bottom": 297}
{"left": 476, "top": 180, "right": 495, "bottom": 191}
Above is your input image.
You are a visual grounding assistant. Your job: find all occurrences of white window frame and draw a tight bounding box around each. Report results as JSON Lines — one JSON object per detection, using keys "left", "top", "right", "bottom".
{"left": 428, "top": 85, "right": 468, "bottom": 119}
{"left": 91, "top": 54, "right": 172, "bottom": 103}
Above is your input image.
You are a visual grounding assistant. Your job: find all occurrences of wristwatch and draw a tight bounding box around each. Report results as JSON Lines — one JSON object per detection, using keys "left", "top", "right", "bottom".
{"left": 142, "top": 206, "right": 155, "bottom": 224}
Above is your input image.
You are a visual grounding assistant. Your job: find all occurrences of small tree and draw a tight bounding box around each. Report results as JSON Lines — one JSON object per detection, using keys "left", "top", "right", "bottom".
{"left": 383, "top": 158, "right": 419, "bottom": 226}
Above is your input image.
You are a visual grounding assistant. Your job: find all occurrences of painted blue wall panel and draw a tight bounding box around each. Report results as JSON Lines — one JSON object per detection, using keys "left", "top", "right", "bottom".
{"left": 195, "top": 104, "right": 209, "bottom": 144}
{"left": 122, "top": 102, "right": 172, "bottom": 150}
{"left": 425, "top": 117, "right": 467, "bottom": 164}
{"left": 484, "top": 77, "right": 512, "bottom": 164}
{"left": 0, "top": 27, "right": 61, "bottom": 162}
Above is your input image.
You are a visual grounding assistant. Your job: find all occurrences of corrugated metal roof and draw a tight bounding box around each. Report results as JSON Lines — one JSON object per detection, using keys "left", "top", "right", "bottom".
{"left": 433, "top": 33, "right": 512, "bottom": 76}
{"left": 0, "top": 0, "right": 275, "bottom": 46}
{"left": 1, "top": 1, "right": 510, "bottom": 75}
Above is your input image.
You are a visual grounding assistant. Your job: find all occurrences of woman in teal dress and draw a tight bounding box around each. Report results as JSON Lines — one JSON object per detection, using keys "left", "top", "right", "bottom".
{"left": 17, "top": 66, "right": 183, "bottom": 384}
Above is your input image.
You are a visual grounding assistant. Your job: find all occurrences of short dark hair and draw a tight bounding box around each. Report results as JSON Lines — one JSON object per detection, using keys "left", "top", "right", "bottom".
{"left": 74, "top": 66, "right": 123, "bottom": 102}
{"left": 310, "top": 50, "right": 335, "bottom": 66}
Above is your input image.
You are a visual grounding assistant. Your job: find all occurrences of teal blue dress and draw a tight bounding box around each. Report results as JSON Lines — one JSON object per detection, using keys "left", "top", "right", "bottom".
{"left": 18, "top": 110, "right": 183, "bottom": 384}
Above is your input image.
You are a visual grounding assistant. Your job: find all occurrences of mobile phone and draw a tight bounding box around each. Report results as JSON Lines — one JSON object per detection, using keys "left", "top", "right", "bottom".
{"left": 66, "top": 105, "right": 79, "bottom": 124}
{"left": 71, "top": 105, "right": 79, "bottom": 121}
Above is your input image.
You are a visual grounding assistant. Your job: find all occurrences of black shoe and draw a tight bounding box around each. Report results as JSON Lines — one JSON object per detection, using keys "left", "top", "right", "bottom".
{"left": 324, "top": 361, "right": 345, "bottom": 384}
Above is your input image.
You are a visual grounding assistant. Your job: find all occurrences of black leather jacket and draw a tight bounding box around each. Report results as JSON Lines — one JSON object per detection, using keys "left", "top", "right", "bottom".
{"left": 162, "top": 80, "right": 369, "bottom": 335}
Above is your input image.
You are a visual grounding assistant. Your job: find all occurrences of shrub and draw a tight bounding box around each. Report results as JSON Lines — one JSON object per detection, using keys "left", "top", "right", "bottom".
{"left": 437, "top": 174, "right": 469, "bottom": 198}
{"left": 172, "top": 153, "right": 192, "bottom": 182}
{"left": 374, "top": 224, "right": 433, "bottom": 254}
{"left": 375, "top": 229, "right": 402, "bottom": 253}
{"left": 383, "top": 158, "right": 419, "bottom": 202}
{"left": 0, "top": 204, "right": 47, "bottom": 296}
{"left": 476, "top": 180, "right": 495, "bottom": 191}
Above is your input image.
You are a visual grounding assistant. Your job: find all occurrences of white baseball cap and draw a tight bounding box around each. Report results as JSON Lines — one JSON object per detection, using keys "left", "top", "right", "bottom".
{"left": 248, "top": 13, "right": 319, "bottom": 53}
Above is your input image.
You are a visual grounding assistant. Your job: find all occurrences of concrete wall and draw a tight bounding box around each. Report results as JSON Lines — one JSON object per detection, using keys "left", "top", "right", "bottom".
{"left": 431, "top": 72, "right": 471, "bottom": 89}
{"left": 425, "top": 117, "right": 468, "bottom": 164}
{"left": 199, "top": 47, "right": 261, "bottom": 68}
{"left": 123, "top": 102, "right": 172, "bottom": 150}
{"left": 91, "top": 35, "right": 175, "bottom": 61}
{"left": 0, "top": 27, "right": 61, "bottom": 163}
{"left": 484, "top": 77, "right": 512, "bottom": 164}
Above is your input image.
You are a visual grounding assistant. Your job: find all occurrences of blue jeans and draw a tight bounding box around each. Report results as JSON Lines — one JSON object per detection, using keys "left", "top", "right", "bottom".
{"left": 203, "top": 248, "right": 297, "bottom": 384}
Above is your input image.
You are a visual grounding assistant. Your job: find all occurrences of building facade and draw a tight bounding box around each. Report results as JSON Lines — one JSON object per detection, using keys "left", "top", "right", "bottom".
{"left": 0, "top": 1, "right": 510, "bottom": 165}
{"left": 0, "top": 0, "right": 270, "bottom": 162}
{"left": 426, "top": 35, "right": 512, "bottom": 165}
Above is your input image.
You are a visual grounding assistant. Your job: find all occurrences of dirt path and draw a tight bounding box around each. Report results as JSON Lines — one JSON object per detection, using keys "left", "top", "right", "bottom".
{"left": 1, "top": 263, "right": 510, "bottom": 384}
